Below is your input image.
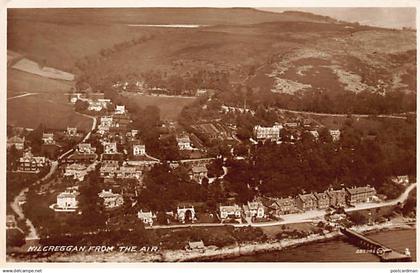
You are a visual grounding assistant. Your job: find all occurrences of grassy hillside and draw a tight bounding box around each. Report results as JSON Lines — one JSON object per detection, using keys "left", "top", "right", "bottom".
{"left": 8, "top": 8, "right": 337, "bottom": 26}
{"left": 7, "top": 69, "right": 92, "bottom": 130}
{"left": 7, "top": 8, "right": 416, "bottom": 115}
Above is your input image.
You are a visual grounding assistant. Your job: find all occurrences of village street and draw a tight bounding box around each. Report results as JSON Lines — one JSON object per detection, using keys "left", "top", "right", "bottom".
{"left": 146, "top": 183, "right": 416, "bottom": 230}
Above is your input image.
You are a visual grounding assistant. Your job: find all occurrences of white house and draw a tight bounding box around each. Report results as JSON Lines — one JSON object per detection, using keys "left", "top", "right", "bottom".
{"left": 42, "top": 133, "right": 55, "bottom": 145}
{"left": 98, "top": 189, "right": 124, "bottom": 209}
{"left": 103, "top": 142, "right": 118, "bottom": 154}
{"left": 133, "top": 144, "right": 146, "bottom": 156}
{"left": 329, "top": 129, "right": 341, "bottom": 141}
{"left": 138, "top": 210, "right": 155, "bottom": 226}
{"left": 52, "top": 190, "right": 78, "bottom": 212}
{"left": 176, "top": 206, "right": 196, "bottom": 223}
{"left": 76, "top": 143, "right": 96, "bottom": 154}
{"left": 243, "top": 201, "right": 265, "bottom": 219}
{"left": 64, "top": 163, "right": 87, "bottom": 181}
{"left": 177, "top": 134, "right": 193, "bottom": 150}
{"left": 253, "top": 124, "right": 282, "bottom": 141}
{"left": 88, "top": 100, "right": 104, "bottom": 112}
{"left": 115, "top": 105, "right": 126, "bottom": 115}
{"left": 66, "top": 127, "right": 77, "bottom": 137}
{"left": 219, "top": 204, "right": 242, "bottom": 220}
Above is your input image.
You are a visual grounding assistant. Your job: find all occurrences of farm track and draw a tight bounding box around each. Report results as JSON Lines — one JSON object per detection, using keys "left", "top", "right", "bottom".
{"left": 7, "top": 93, "right": 39, "bottom": 101}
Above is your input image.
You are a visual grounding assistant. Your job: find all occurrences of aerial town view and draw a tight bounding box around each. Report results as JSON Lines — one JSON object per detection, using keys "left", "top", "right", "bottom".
{"left": 5, "top": 7, "right": 417, "bottom": 263}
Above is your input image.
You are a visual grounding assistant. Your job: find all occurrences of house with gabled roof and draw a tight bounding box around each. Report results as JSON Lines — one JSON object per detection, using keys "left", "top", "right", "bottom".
{"left": 295, "top": 193, "right": 317, "bottom": 211}
{"left": 219, "top": 204, "right": 242, "bottom": 220}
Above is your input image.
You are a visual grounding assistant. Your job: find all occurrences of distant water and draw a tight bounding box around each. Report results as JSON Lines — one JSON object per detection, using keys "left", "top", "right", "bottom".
{"left": 127, "top": 24, "right": 206, "bottom": 28}
{"left": 220, "top": 229, "right": 416, "bottom": 262}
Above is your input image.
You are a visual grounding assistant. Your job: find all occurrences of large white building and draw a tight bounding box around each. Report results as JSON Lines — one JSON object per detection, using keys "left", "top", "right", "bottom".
{"left": 52, "top": 190, "right": 78, "bottom": 212}
{"left": 176, "top": 134, "right": 193, "bottom": 150}
{"left": 253, "top": 124, "right": 283, "bottom": 141}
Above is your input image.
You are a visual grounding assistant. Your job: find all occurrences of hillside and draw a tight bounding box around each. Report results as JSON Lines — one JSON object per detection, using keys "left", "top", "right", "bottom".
{"left": 7, "top": 8, "right": 416, "bottom": 114}
{"left": 8, "top": 8, "right": 337, "bottom": 26}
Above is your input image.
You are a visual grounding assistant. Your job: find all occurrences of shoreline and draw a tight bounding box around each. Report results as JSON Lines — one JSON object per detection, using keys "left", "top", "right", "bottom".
{"left": 165, "top": 221, "right": 415, "bottom": 262}
{"left": 7, "top": 220, "right": 415, "bottom": 262}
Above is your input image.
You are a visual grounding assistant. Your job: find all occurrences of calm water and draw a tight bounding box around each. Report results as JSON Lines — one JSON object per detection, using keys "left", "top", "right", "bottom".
{"left": 127, "top": 24, "right": 206, "bottom": 28}
{"left": 221, "top": 229, "right": 416, "bottom": 262}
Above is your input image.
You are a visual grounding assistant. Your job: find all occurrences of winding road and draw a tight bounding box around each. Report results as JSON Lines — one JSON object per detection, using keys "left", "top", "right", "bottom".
{"left": 9, "top": 113, "right": 97, "bottom": 241}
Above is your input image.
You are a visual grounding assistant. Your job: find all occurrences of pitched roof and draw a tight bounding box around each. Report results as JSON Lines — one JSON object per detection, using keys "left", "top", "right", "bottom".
{"left": 188, "top": 241, "right": 205, "bottom": 249}
{"left": 192, "top": 165, "right": 207, "bottom": 173}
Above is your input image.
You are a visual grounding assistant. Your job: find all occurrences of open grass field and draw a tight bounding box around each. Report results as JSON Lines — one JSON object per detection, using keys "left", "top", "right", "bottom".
{"left": 7, "top": 69, "right": 92, "bottom": 130}
{"left": 7, "top": 69, "right": 73, "bottom": 97}
{"left": 8, "top": 95, "right": 92, "bottom": 131}
{"left": 122, "top": 93, "right": 196, "bottom": 120}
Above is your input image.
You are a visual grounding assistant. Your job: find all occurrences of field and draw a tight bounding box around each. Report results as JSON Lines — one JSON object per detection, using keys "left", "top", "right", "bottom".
{"left": 12, "top": 57, "right": 75, "bottom": 81}
{"left": 8, "top": 95, "right": 92, "bottom": 131}
{"left": 7, "top": 69, "right": 73, "bottom": 97}
{"left": 122, "top": 93, "right": 196, "bottom": 120}
{"left": 7, "top": 69, "right": 92, "bottom": 130}
{"left": 7, "top": 8, "right": 416, "bottom": 115}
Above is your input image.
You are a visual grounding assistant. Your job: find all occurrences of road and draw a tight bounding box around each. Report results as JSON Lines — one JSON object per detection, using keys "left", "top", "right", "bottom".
{"left": 274, "top": 108, "right": 412, "bottom": 120}
{"left": 147, "top": 183, "right": 416, "bottom": 230}
{"left": 8, "top": 93, "right": 38, "bottom": 101}
{"left": 79, "top": 114, "right": 97, "bottom": 142}
{"left": 8, "top": 113, "right": 97, "bottom": 241}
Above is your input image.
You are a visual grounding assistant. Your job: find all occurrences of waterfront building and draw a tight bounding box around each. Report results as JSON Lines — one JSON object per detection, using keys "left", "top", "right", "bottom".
{"left": 138, "top": 210, "right": 155, "bottom": 226}
{"left": 295, "top": 193, "right": 317, "bottom": 211}
{"left": 345, "top": 185, "right": 376, "bottom": 206}
{"left": 314, "top": 192, "right": 330, "bottom": 209}
{"left": 219, "top": 204, "right": 242, "bottom": 220}
{"left": 176, "top": 206, "right": 196, "bottom": 223}
{"left": 326, "top": 188, "right": 347, "bottom": 207}
{"left": 243, "top": 201, "right": 265, "bottom": 219}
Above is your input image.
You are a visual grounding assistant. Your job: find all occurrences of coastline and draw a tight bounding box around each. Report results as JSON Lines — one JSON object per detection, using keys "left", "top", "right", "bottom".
{"left": 7, "top": 219, "right": 415, "bottom": 262}
{"left": 164, "top": 220, "right": 415, "bottom": 262}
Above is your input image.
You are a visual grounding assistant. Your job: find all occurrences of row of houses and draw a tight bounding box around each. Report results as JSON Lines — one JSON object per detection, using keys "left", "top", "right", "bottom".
{"left": 253, "top": 124, "right": 341, "bottom": 143}
{"left": 138, "top": 206, "right": 197, "bottom": 226}
{"left": 51, "top": 188, "right": 124, "bottom": 212}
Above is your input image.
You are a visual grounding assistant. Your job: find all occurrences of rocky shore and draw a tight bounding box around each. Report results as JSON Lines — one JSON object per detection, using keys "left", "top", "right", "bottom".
{"left": 7, "top": 219, "right": 415, "bottom": 263}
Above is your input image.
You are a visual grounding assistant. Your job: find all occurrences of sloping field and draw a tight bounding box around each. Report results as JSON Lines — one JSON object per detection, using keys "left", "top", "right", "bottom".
{"left": 7, "top": 69, "right": 91, "bottom": 130}
{"left": 122, "top": 93, "right": 195, "bottom": 120}
{"left": 7, "top": 69, "right": 73, "bottom": 97}
{"left": 8, "top": 19, "right": 152, "bottom": 71}
{"left": 8, "top": 95, "right": 92, "bottom": 131}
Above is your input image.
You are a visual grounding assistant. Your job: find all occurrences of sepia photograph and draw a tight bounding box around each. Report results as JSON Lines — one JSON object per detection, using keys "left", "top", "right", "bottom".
{"left": 4, "top": 2, "right": 418, "bottom": 266}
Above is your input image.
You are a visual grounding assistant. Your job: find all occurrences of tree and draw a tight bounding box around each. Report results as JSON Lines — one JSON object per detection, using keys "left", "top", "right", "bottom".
{"left": 75, "top": 100, "right": 89, "bottom": 113}
{"left": 348, "top": 212, "right": 368, "bottom": 225}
